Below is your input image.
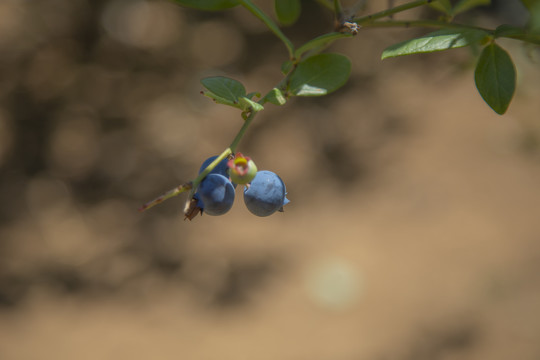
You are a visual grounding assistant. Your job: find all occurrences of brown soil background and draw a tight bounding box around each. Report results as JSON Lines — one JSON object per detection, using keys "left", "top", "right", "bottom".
{"left": 1, "top": 1, "right": 540, "bottom": 359}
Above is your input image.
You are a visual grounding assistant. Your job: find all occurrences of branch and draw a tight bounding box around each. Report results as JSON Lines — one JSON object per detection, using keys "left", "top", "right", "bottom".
{"left": 240, "top": 0, "right": 295, "bottom": 59}
{"left": 354, "top": 0, "right": 435, "bottom": 24}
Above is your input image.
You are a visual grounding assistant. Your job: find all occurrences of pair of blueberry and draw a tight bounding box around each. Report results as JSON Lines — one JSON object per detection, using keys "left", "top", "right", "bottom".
{"left": 194, "top": 155, "right": 289, "bottom": 217}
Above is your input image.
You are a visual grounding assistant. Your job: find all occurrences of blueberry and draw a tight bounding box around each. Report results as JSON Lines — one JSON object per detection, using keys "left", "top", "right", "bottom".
{"left": 243, "top": 170, "right": 289, "bottom": 217}
{"left": 198, "top": 155, "right": 230, "bottom": 177}
{"left": 196, "top": 174, "right": 235, "bottom": 216}
{"left": 188, "top": 155, "right": 235, "bottom": 218}
{"left": 228, "top": 153, "right": 258, "bottom": 185}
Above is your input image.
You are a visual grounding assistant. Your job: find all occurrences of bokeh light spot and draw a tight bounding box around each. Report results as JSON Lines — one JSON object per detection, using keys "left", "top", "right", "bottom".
{"left": 189, "top": 20, "right": 245, "bottom": 67}
{"left": 102, "top": 0, "right": 183, "bottom": 50}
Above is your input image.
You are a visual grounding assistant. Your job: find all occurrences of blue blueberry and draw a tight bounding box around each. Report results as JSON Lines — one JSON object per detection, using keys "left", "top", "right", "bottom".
{"left": 196, "top": 174, "right": 235, "bottom": 216}
{"left": 243, "top": 170, "right": 289, "bottom": 217}
{"left": 198, "top": 155, "right": 230, "bottom": 177}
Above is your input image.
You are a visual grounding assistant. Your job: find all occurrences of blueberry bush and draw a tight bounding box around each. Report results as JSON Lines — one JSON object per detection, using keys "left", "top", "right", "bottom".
{"left": 139, "top": 0, "right": 540, "bottom": 219}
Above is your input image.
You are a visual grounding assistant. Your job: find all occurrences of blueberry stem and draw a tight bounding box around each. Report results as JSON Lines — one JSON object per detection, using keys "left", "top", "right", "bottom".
{"left": 138, "top": 182, "right": 192, "bottom": 212}
{"left": 334, "top": 0, "right": 343, "bottom": 18}
{"left": 354, "top": 0, "right": 434, "bottom": 24}
{"left": 188, "top": 147, "right": 233, "bottom": 196}
{"left": 360, "top": 19, "right": 489, "bottom": 31}
{"left": 229, "top": 110, "right": 257, "bottom": 153}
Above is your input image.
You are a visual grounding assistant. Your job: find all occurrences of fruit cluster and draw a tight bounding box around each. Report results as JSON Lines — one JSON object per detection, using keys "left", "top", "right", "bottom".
{"left": 186, "top": 154, "right": 289, "bottom": 219}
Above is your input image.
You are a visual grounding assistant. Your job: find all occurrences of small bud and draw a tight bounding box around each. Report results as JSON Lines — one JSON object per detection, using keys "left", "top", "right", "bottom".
{"left": 228, "top": 153, "right": 258, "bottom": 184}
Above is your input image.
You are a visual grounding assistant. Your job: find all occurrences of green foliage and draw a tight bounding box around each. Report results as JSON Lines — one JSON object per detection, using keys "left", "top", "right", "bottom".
{"left": 275, "top": 0, "right": 301, "bottom": 26}
{"left": 187, "top": 1, "right": 537, "bottom": 115}
{"left": 288, "top": 54, "right": 352, "bottom": 96}
{"left": 264, "top": 88, "right": 287, "bottom": 106}
{"left": 474, "top": 43, "right": 516, "bottom": 115}
{"left": 381, "top": 28, "right": 489, "bottom": 59}
{"left": 201, "top": 76, "right": 246, "bottom": 107}
{"left": 201, "top": 76, "right": 264, "bottom": 112}
{"left": 494, "top": 24, "right": 526, "bottom": 37}
{"left": 171, "top": 0, "right": 239, "bottom": 11}
{"left": 281, "top": 60, "right": 293, "bottom": 74}
{"left": 239, "top": 97, "right": 264, "bottom": 112}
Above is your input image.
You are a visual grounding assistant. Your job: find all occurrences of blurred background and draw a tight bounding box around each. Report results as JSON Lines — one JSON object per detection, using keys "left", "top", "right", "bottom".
{"left": 1, "top": 0, "right": 540, "bottom": 359}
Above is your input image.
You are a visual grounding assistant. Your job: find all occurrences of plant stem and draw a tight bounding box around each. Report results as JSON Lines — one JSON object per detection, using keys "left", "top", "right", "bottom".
{"left": 187, "top": 147, "right": 233, "bottom": 199}
{"left": 229, "top": 110, "right": 257, "bottom": 152}
{"left": 504, "top": 33, "right": 540, "bottom": 45}
{"left": 361, "top": 19, "right": 540, "bottom": 45}
{"left": 197, "top": 148, "right": 233, "bottom": 184}
{"left": 240, "top": 0, "right": 295, "bottom": 59}
{"left": 362, "top": 19, "right": 490, "bottom": 32}
{"left": 334, "top": 0, "right": 343, "bottom": 17}
{"left": 354, "top": 0, "right": 434, "bottom": 24}
{"left": 138, "top": 183, "right": 192, "bottom": 212}
{"left": 140, "top": 146, "right": 235, "bottom": 212}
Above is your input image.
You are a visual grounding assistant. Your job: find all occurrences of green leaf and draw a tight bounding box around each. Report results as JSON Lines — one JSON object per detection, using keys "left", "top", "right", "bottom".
{"left": 201, "top": 76, "right": 246, "bottom": 107}
{"left": 429, "top": 0, "right": 453, "bottom": 14}
{"left": 381, "top": 28, "right": 489, "bottom": 59}
{"left": 263, "top": 88, "right": 287, "bottom": 105}
{"left": 202, "top": 90, "right": 238, "bottom": 107}
{"left": 275, "top": 0, "right": 301, "bottom": 26}
{"left": 281, "top": 60, "right": 293, "bottom": 74}
{"left": 171, "top": 0, "right": 239, "bottom": 11}
{"left": 494, "top": 24, "right": 526, "bottom": 38}
{"left": 493, "top": 25, "right": 540, "bottom": 45}
{"left": 451, "top": 0, "right": 490, "bottom": 15}
{"left": 238, "top": 97, "right": 264, "bottom": 112}
{"left": 289, "top": 53, "right": 351, "bottom": 97}
{"left": 294, "top": 32, "right": 353, "bottom": 60}
{"left": 474, "top": 43, "right": 516, "bottom": 115}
